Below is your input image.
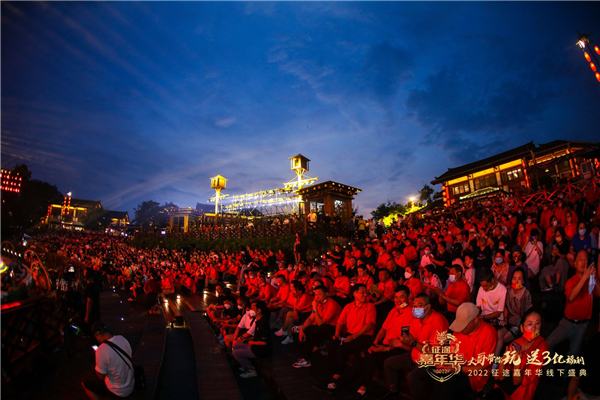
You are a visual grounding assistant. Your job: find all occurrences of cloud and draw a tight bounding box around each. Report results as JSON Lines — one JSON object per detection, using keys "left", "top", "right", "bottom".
{"left": 214, "top": 116, "right": 237, "bottom": 128}
{"left": 361, "top": 41, "right": 413, "bottom": 102}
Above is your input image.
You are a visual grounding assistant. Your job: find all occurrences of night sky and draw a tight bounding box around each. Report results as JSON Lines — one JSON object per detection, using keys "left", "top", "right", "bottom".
{"left": 2, "top": 2, "right": 599, "bottom": 218}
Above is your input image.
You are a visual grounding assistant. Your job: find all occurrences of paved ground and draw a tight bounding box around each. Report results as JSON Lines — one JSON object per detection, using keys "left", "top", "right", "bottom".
{"left": 2, "top": 287, "right": 148, "bottom": 400}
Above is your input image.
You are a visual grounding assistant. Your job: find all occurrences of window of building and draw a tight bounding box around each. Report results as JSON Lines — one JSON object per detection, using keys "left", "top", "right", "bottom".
{"left": 557, "top": 160, "right": 571, "bottom": 173}
{"left": 451, "top": 183, "right": 470, "bottom": 196}
{"left": 473, "top": 174, "right": 497, "bottom": 190}
{"left": 501, "top": 168, "right": 524, "bottom": 183}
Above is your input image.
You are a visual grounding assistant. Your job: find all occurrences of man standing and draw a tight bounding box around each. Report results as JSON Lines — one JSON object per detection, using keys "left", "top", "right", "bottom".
{"left": 84, "top": 272, "right": 101, "bottom": 333}
{"left": 547, "top": 250, "right": 599, "bottom": 356}
{"left": 83, "top": 322, "right": 134, "bottom": 399}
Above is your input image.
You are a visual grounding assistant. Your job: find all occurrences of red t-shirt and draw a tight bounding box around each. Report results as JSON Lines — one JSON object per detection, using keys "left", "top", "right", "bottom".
{"left": 404, "top": 246, "right": 418, "bottom": 262}
{"left": 275, "top": 269, "right": 289, "bottom": 282}
{"left": 317, "top": 298, "right": 343, "bottom": 326}
{"left": 377, "top": 253, "right": 392, "bottom": 268}
{"left": 444, "top": 280, "right": 471, "bottom": 312}
{"left": 394, "top": 254, "right": 408, "bottom": 268}
{"left": 406, "top": 278, "right": 423, "bottom": 299}
{"left": 409, "top": 310, "right": 449, "bottom": 363}
{"left": 378, "top": 278, "right": 397, "bottom": 301}
{"left": 503, "top": 336, "right": 547, "bottom": 400}
{"left": 338, "top": 301, "right": 377, "bottom": 336}
{"left": 564, "top": 274, "right": 596, "bottom": 321}
{"left": 381, "top": 306, "right": 414, "bottom": 345}
{"left": 356, "top": 275, "right": 375, "bottom": 289}
{"left": 260, "top": 283, "right": 278, "bottom": 301}
{"left": 288, "top": 293, "right": 313, "bottom": 312}
{"left": 453, "top": 321, "right": 497, "bottom": 392}
{"left": 275, "top": 284, "right": 291, "bottom": 304}
{"left": 333, "top": 276, "right": 351, "bottom": 296}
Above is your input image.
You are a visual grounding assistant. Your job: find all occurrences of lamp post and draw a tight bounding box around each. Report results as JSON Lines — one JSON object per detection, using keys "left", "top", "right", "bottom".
{"left": 209, "top": 175, "right": 228, "bottom": 226}
{"left": 576, "top": 32, "right": 600, "bottom": 82}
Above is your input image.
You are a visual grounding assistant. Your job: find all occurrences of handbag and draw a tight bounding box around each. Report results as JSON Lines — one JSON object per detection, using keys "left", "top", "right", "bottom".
{"left": 104, "top": 340, "right": 147, "bottom": 391}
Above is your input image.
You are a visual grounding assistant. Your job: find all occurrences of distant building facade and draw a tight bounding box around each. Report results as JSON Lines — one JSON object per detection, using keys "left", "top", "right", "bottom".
{"left": 45, "top": 197, "right": 129, "bottom": 230}
{"left": 431, "top": 140, "right": 600, "bottom": 206}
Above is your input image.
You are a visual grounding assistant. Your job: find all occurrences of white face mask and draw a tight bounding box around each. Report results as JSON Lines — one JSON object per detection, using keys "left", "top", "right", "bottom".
{"left": 247, "top": 310, "right": 256, "bottom": 317}
{"left": 404, "top": 272, "right": 412, "bottom": 279}
{"left": 553, "top": 220, "right": 558, "bottom": 227}
{"left": 448, "top": 275, "right": 457, "bottom": 283}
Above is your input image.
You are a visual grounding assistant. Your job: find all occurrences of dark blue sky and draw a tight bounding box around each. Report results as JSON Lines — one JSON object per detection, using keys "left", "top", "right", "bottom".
{"left": 2, "top": 2, "right": 599, "bottom": 218}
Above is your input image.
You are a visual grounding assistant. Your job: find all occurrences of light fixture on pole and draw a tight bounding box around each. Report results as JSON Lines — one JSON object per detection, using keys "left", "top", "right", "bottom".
{"left": 576, "top": 32, "right": 600, "bottom": 82}
{"left": 209, "top": 175, "right": 229, "bottom": 225}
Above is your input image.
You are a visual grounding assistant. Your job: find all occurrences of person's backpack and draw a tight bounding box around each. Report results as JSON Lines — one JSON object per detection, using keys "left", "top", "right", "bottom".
{"left": 104, "top": 340, "right": 146, "bottom": 391}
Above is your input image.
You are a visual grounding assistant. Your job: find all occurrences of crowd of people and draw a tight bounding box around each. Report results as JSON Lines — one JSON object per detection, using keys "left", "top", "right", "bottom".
{"left": 11, "top": 186, "right": 600, "bottom": 400}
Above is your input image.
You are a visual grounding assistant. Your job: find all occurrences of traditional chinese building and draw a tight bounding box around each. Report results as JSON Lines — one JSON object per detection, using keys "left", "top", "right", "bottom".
{"left": 165, "top": 207, "right": 204, "bottom": 233}
{"left": 431, "top": 140, "right": 600, "bottom": 206}
{"left": 297, "top": 181, "right": 361, "bottom": 222}
{"left": 45, "top": 197, "right": 129, "bottom": 230}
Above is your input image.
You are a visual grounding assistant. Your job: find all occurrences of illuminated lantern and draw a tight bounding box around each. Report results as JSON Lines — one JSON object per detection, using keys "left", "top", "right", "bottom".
{"left": 584, "top": 52, "right": 591, "bottom": 62}
{"left": 596, "top": 72, "right": 600, "bottom": 82}
{"left": 595, "top": 46, "right": 600, "bottom": 55}
{"left": 591, "top": 63, "right": 597, "bottom": 72}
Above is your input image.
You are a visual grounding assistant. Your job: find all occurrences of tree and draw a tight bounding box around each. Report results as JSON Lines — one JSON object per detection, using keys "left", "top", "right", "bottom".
{"left": 371, "top": 201, "right": 407, "bottom": 221}
{"left": 418, "top": 184, "right": 435, "bottom": 205}
{"left": 1, "top": 163, "right": 62, "bottom": 238}
{"left": 134, "top": 200, "right": 161, "bottom": 227}
{"left": 83, "top": 207, "right": 110, "bottom": 231}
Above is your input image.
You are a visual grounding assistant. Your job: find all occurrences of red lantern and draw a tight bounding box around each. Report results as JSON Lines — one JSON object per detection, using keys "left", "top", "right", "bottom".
{"left": 595, "top": 46, "right": 600, "bottom": 55}
{"left": 591, "top": 63, "right": 597, "bottom": 72}
{"left": 584, "top": 52, "right": 591, "bottom": 62}
{"left": 596, "top": 72, "right": 600, "bottom": 82}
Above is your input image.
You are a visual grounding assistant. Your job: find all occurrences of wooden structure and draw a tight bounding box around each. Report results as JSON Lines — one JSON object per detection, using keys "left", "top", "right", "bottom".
{"left": 297, "top": 180, "right": 361, "bottom": 224}
{"left": 165, "top": 207, "right": 204, "bottom": 233}
{"left": 432, "top": 140, "right": 599, "bottom": 207}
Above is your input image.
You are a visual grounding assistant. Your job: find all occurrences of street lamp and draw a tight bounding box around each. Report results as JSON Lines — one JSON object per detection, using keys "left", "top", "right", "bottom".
{"left": 576, "top": 32, "right": 600, "bottom": 82}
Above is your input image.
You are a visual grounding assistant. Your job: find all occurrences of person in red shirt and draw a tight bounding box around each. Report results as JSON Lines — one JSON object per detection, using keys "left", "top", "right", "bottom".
{"left": 255, "top": 275, "right": 278, "bottom": 302}
{"left": 496, "top": 309, "right": 548, "bottom": 400}
{"left": 277, "top": 281, "right": 314, "bottom": 344}
{"left": 377, "top": 248, "right": 392, "bottom": 269}
{"left": 351, "top": 285, "right": 414, "bottom": 398}
{"left": 403, "top": 239, "right": 418, "bottom": 263}
{"left": 392, "top": 248, "right": 408, "bottom": 269}
{"left": 267, "top": 275, "right": 290, "bottom": 312}
{"left": 274, "top": 262, "right": 289, "bottom": 282}
{"left": 374, "top": 268, "right": 397, "bottom": 328}
{"left": 143, "top": 270, "right": 161, "bottom": 313}
{"left": 430, "top": 302, "right": 497, "bottom": 400}
{"left": 404, "top": 265, "right": 423, "bottom": 300}
{"left": 546, "top": 250, "right": 599, "bottom": 355}
{"left": 436, "top": 264, "right": 471, "bottom": 325}
{"left": 380, "top": 293, "right": 449, "bottom": 399}
{"left": 293, "top": 285, "right": 342, "bottom": 368}
{"left": 354, "top": 265, "right": 374, "bottom": 289}
{"left": 329, "top": 267, "right": 351, "bottom": 306}
{"left": 539, "top": 203, "right": 554, "bottom": 231}
{"left": 314, "top": 284, "right": 376, "bottom": 394}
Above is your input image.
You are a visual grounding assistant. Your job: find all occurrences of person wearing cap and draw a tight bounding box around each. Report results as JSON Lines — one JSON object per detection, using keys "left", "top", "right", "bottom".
{"left": 430, "top": 302, "right": 497, "bottom": 400}
{"left": 83, "top": 321, "right": 134, "bottom": 399}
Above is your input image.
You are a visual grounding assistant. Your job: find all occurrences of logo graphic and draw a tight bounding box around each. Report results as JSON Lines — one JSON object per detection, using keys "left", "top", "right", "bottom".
{"left": 418, "top": 331, "right": 463, "bottom": 383}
